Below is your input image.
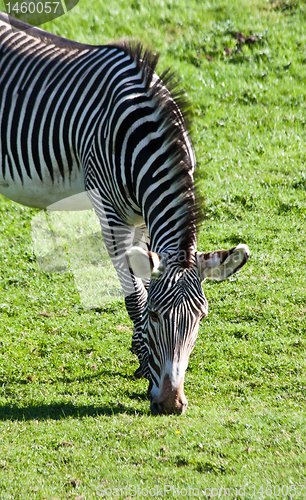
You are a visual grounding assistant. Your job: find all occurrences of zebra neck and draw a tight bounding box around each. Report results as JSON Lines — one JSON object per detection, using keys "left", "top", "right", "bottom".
{"left": 147, "top": 208, "right": 197, "bottom": 267}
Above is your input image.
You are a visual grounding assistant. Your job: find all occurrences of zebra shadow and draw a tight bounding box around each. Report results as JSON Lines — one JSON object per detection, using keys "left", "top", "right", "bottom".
{"left": 46, "top": 369, "right": 138, "bottom": 384}
{"left": 0, "top": 369, "right": 149, "bottom": 420}
{"left": 0, "top": 402, "right": 148, "bottom": 420}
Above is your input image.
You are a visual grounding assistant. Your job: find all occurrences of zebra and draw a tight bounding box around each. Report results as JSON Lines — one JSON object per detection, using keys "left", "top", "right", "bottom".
{"left": 0, "top": 13, "right": 250, "bottom": 414}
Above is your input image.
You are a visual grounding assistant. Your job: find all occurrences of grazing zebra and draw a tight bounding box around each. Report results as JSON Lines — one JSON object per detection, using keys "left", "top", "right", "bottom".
{"left": 0, "top": 13, "right": 250, "bottom": 414}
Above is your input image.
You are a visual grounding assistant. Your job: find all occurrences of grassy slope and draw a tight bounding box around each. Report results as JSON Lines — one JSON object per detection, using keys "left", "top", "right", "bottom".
{"left": 0, "top": 0, "right": 306, "bottom": 498}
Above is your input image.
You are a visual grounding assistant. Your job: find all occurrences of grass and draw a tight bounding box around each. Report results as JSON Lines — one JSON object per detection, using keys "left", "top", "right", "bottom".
{"left": 0, "top": 0, "right": 306, "bottom": 498}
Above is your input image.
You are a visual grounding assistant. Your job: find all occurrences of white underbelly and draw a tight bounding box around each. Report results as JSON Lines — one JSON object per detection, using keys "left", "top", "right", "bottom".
{"left": 0, "top": 162, "right": 86, "bottom": 209}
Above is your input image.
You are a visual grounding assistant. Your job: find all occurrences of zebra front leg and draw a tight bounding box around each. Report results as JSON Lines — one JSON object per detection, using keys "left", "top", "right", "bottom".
{"left": 84, "top": 191, "right": 149, "bottom": 380}
{"left": 125, "top": 289, "right": 147, "bottom": 378}
{"left": 104, "top": 247, "right": 149, "bottom": 379}
{"left": 128, "top": 223, "right": 150, "bottom": 368}
{"left": 113, "top": 256, "right": 149, "bottom": 379}
{"left": 110, "top": 222, "right": 150, "bottom": 378}
{"left": 102, "top": 235, "right": 149, "bottom": 376}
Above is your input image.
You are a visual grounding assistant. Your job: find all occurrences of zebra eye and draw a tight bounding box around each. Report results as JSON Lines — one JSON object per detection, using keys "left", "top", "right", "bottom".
{"left": 147, "top": 308, "right": 159, "bottom": 320}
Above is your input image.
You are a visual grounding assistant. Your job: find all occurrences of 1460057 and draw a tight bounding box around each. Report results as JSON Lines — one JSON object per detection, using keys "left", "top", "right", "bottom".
{"left": 250, "top": 484, "right": 305, "bottom": 497}
{"left": 5, "top": 2, "right": 60, "bottom": 14}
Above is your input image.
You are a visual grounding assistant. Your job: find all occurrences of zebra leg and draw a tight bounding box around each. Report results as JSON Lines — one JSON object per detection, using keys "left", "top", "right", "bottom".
{"left": 113, "top": 253, "right": 149, "bottom": 378}
{"left": 85, "top": 190, "right": 149, "bottom": 378}
{"left": 104, "top": 234, "right": 149, "bottom": 378}
{"left": 130, "top": 224, "right": 150, "bottom": 359}
{"left": 125, "top": 289, "right": 147, "bottom": 378}
{"left": 112, "top": 252, "right": 150, "bottom": 380}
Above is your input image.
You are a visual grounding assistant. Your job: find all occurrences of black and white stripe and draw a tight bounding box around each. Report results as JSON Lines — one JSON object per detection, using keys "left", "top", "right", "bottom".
{"left": 142, "top": 261, "right": 208, "bottom": 388}
{"left": 0, "top": 14, "right": 249, "bottom": 413}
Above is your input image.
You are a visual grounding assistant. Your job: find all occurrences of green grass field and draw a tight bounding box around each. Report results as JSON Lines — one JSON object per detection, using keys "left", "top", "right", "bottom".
{"left": 0, "top": 0, "right": 306, "bottom": 498}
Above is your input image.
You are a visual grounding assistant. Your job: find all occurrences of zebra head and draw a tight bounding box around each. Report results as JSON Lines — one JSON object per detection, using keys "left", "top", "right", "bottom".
{"left": 127, "top": 244, "right": 250, "bottom": 415}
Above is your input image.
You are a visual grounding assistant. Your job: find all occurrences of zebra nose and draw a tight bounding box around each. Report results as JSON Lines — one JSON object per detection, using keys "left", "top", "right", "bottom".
{"left": 150, "top": 374, "right": 188, "bottom": 415}
{"left": 150, "top": 397, "right": 188, "bottom": 415}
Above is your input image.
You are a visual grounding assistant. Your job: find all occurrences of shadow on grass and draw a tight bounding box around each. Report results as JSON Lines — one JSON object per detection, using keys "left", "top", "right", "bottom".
{"left": 126, "top": 390, "right": 149, "bottom": 401}
{"left": 47, "top": 370, "right": 137, "bottom": 384}
{"left": 0, "top": 368, "right": 137, "bottom": 386}
{"left": 0, "top": 366, "right": 150, "bottom": 420}
{"left": 0, "top": 402, "right": 148, "bottom": 420}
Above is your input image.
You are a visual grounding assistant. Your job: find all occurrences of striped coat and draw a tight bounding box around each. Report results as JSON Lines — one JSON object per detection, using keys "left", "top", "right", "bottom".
{"left": 0, "top": 13, "right": 249, "bottom": 414}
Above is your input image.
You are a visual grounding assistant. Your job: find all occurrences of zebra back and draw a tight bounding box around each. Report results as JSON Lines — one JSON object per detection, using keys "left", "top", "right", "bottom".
{"left": 0, "top": 14, "right": 197, "bottom": 268}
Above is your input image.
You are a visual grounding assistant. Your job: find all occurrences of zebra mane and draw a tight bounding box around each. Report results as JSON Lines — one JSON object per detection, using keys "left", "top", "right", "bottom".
{"left": 110, "top": 40, "right": 192, "bottom": 126}
{"left": 111, "top": 41, "right": 200, "bottom": 268}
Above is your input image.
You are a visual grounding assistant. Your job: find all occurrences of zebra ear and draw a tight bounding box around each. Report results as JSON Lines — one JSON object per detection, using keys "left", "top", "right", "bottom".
{"left": 197, "top": 244, "right": 250, "bottom": 282}
{"left": 126, "top": 247, "right": 165, "bottom": 279}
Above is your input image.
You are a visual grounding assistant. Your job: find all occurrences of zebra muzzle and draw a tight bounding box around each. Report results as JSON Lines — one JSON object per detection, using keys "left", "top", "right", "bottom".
{"left": 150, "top": 374, "right": 187, "bottom": 415}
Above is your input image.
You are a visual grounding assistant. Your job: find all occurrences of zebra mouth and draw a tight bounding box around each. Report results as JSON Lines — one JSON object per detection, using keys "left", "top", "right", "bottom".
{"left": 150, "top": 399, "right": 188, "bottom": 415}
{"left": 149, "top": 374, "right": 188, "bottom": 415}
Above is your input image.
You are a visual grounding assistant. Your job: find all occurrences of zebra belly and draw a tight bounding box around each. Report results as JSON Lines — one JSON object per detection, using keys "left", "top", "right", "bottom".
{"left": 0, "top": 160, "right": 87, "bottom": 209}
